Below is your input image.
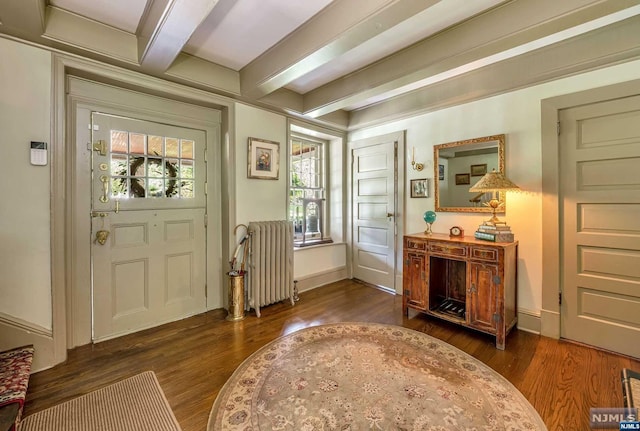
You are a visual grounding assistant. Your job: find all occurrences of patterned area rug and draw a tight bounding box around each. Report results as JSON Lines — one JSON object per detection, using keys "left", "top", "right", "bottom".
{"left": 20, "top": 371, "right": 181, "bottom": 431}
{"left": 208, "top": 323, "right": 547, "bottom": 430}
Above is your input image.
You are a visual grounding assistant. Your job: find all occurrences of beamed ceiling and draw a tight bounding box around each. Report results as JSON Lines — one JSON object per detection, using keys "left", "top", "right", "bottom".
{"left": 1, "top": 0, "right": 639, "bottom": 130}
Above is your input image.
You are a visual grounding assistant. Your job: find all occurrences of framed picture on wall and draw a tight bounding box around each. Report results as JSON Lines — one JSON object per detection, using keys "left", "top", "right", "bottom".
{"left": 438, "top": 164, "right": 445, "bottom": 181}
{"left": 455, "top": 173, "right": 470, "bottom": 185}
{"left": 470, "top": 163, "right": 487, "bottom": 176}
{"left": 410, "top": 179, "right": 429, "bottom": 198}
{"left": 248, "top": 137, "right": 279, "bottom": 179}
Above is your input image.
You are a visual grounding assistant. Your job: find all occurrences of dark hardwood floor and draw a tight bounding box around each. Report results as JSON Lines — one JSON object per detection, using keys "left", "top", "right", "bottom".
{"left": 24, "top": 279, "right": 640, "bottom": 430}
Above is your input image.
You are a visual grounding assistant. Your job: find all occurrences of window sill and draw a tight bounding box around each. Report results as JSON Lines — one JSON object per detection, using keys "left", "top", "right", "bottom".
{"left": 294, "top": 239, "right": 334, "bottom": 249}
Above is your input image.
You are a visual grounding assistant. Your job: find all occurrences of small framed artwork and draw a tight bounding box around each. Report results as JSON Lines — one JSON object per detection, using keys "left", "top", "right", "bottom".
{"left": 470, "top": 163, "right": 487, "bottom": 176}
{"left": 455, "top": 173, "right": 470, "bottom": 185}
{"left": 438, "top": 164, "right": 445, "bottom": 181}
{"left": 248, "top": 137, "right": 279, "bottom": 180}
{"left": 410, "top": 178, "right": 429, "bottom": 198}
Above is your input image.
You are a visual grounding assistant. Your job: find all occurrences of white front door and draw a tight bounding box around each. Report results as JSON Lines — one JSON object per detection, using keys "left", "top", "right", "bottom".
{"left": 351, "top": 139, "right": 397, "bottom": 291}
{"left": 90, "top": 112, "right": 207, "bottom": 341}
{"left": 560, "top": 94, "right": 640, "bottom": 358}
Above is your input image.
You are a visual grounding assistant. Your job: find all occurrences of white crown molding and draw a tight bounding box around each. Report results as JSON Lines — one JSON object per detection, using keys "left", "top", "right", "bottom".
{"left": 165, "top": 52, "right": 241, "bottom": 96}
{"left": 43, "top": 6, "right": 138, "bottom": 64}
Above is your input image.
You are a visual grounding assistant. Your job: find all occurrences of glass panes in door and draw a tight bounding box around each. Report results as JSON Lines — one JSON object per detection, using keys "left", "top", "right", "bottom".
{"left": 109, "top": 130, "right": 195, "bottom": 199}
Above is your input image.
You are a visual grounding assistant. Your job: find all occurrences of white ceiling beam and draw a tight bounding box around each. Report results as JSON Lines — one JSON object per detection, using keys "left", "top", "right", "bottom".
{"left": 239, "top": 0, "right": 440, "bottom": 100}
{"left": 348, "top": 15, "right": 640, "bottom": 130}
{"left": 303, "top": 0, "right": 640, "bottom": 118}
{"left": 137, "top": 0, "right": 219, "bottom": 73}
{"left": 0, "top": 0, "right": 46, "bottom": 36}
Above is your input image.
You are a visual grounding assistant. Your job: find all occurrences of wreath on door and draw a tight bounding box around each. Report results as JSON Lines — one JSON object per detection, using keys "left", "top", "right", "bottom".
{"left": 119, "top": 157, "right": 178, "bottom": 198}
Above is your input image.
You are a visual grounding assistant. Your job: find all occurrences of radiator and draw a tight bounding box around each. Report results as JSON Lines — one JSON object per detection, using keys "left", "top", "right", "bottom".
{"left": 248, "top": 220, "right": 295, "bottom": 317}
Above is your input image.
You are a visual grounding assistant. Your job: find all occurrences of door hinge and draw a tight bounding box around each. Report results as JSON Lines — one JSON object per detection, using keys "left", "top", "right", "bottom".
{"left": 493, "top": 275, "right": 501, "bottom": 285}
{"left": 493, "top": 313, "right": 501, "bottom": 322}
{"left": 559, "top": 291, "right": 562, "bottom": 305}
{"left": 204, "top": 182, "right": 208, "bottom": 195}
{"left": 204, "top": 213, "right": 208, "bottom": 228}
{"left": 557, "top": 121, "right": 561, "bottom": 136}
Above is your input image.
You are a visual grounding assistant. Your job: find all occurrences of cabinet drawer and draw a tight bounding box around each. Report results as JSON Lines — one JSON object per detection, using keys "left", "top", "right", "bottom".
{"left": 471, "top": 247, "right": 499, "bottom": 262}
{"left": 406, "top": 239, "right": 426, "bottom": 251}
{"left": 429, "top": 242, "right": 467, "bottom": 257}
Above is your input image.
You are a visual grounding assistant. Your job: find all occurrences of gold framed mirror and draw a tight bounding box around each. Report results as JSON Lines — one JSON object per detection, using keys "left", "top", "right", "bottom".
{"left": 434, "top": 134, "right": 505, "bottom": 213}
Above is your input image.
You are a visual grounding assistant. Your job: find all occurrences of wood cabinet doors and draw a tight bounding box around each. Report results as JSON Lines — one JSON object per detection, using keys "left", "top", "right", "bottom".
{"left": 468, "top": 261, "right": 500, "bottom": 333}
{"left": 403, "top": 251, "right": 428, "bottom": 311}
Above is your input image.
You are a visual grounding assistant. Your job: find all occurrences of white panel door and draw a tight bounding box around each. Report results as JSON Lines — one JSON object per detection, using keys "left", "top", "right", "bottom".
{"left": 352, "top": 140, "right": 396, "bottom": 290}
{"left": 560, "top": 94, "right": 640, "bottom": 358}
{"left": 91, "top": 113, "right": 207, "bottom": 341}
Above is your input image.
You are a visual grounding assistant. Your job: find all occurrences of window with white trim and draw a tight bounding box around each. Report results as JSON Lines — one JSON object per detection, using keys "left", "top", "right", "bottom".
{"left": 289, "top": 135, "right": 331, "bottom": 246}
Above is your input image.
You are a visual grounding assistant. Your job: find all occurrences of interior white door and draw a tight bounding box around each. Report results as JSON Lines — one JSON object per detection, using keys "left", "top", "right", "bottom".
{"left": 352, "top": 140, "right": 397, "bottom": 290}
{"left": 90, "top": 112, "right": 207, "bottom": 341}
{"left": 560, "top": 94, "right": 640, "bottom": 358}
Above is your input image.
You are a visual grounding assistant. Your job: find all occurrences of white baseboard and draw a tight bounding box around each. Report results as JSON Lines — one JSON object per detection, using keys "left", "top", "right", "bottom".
{"left": 0, "top": 312, "right": 57, "bottom": 372}
{"left": 540, "top": 308, "right": 561, "bottom": 339}
{"left": 295, "top": 266, "right": 348, "bottom": 293}
{"left": 517, "top": 308, "right": 541, "bottom": 334}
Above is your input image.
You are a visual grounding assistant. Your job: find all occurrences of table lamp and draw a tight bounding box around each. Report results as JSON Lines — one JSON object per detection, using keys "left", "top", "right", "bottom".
{"left": 469, "top": 169, "right": 520, "bottom": 225}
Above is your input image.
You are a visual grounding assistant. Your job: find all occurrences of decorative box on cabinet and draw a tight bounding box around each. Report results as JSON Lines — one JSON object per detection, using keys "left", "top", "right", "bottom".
{"left": 402, "top": 233, "right": 518, "bottom": 349}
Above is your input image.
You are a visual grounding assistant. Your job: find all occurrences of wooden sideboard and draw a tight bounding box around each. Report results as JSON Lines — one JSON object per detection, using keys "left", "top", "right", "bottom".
{"left": 403, "top": 232, "right": 518, "bottom": 349}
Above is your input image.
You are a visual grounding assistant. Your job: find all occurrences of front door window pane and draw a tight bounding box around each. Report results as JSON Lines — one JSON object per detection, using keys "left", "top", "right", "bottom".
{"left": 166, "top": 138, "right": 179, "bottom": 158}
{"left": 111, "top": 130, "right": 128, "bottom": 153}
{"left": 130, "top": 133, "right": 146, "bottom": 154}
{"left": 148, "top": 136, "right": 163, "bottom": 156}
{"left": 108, "top": 130, "right": 196, "bottom": 200}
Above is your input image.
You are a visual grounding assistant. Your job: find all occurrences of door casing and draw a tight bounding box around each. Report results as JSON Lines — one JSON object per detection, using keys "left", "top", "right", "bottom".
{"left": 540, "top": 78, "right": 640, "bottom": 340}
{"left": 347, "top": 131, "right": 405, "bottom": 294}
{"left": 67, "top": 76, "right": 222, "bottom": 348}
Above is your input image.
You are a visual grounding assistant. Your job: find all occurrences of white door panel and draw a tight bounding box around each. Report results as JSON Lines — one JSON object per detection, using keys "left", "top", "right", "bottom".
{"left": 352, "top": 140, "right": 396, "bottom": 290}
{"left": 560, "top": 94, "right": 640, "bottom": 358}
{"left": 91, "top": 113, "right": 207, "bottom": 341}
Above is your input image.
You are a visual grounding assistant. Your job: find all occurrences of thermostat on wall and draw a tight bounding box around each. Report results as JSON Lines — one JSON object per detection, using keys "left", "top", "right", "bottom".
{"left": 30, "top": 141, "right": 47, "bottom": 166}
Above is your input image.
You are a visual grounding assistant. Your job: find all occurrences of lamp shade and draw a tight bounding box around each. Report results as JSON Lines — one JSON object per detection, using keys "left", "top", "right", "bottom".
{"left": 469, "top": 169, "right": 520, "bottom": 192}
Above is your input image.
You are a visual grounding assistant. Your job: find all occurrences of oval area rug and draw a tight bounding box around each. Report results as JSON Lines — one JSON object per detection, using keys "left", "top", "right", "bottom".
{"left": 208, "top": 322, "right": 547, "bottom": 430}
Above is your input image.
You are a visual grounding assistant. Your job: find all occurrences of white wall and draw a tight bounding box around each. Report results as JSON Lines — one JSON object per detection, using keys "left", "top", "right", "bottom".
{"left": 0, "top": 38, "right": 52, "bottom": 330}
{"left": 234, "top": 103, "right": 288, "bottom": 225}
{"left": 350, "top": 59, "right": 640, "bottom": 317}
{"left": 233, "top": 104, "right": 347, "bottom": 280}
{"left": 294, "top": 244, "right": 346, "bottom": 279}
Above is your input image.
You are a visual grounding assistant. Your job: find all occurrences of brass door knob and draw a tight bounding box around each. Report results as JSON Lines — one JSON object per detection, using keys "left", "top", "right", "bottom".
{"left": 95, "top": 230, "right": 110, "bottom": 245}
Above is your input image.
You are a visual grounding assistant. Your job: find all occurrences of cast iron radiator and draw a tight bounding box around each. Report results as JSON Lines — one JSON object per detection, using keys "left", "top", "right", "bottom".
{"left": 248, "top": 220, "right": 295, "bottom": 317}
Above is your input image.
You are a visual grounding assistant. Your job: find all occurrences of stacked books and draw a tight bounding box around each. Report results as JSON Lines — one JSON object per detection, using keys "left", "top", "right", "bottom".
{"left": 474, "top": 222, "right": 515, "bottom": 243}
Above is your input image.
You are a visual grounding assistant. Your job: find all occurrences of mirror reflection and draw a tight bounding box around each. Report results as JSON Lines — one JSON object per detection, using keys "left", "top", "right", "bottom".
{"left": 434, "top": 134, "right": 505, "bottom": 213}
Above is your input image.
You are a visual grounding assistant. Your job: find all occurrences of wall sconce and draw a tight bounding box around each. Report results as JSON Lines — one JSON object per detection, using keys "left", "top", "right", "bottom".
{"left": 411, "top": 147, "right": 424, "bottom": 171}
